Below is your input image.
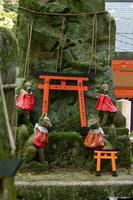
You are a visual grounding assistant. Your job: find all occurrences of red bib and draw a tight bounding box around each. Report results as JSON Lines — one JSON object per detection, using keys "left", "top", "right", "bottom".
{"left": 33, "top": 128, "right": 48, "bottom": 148}
{"left": 96, "top": 94, "right": 117, "bottom": 112}
{"left": 16, "top": 92, "right": 35, "bottom": 111}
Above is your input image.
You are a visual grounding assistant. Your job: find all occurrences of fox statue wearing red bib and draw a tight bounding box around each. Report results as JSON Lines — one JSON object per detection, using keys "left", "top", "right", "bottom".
{"left": 16, "top": 80, "right": 35, "bottom": 128}
{"left": 16, "top": 80, "right": 35, "bottom": 111}
{"left": 96, "top": 83, "right": 117, "bottom": 126}
{"left": 33, "top": 114, "right": 52, "bottom": 162}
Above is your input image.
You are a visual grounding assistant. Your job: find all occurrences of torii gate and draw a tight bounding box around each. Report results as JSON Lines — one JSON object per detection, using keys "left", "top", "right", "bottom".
{"left": 37, "top": 74, "right": 91, "bottom": 128}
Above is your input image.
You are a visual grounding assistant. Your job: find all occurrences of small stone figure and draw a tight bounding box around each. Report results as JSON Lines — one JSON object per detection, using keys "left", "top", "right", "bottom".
{"left": 33, "top": 114, "right": 52, "bottom": 163}
{"left": 84, "top": 118, "right": 104, "bottom": 149}
{"left": 16, "top": 80, "right": 35, "bottom": 111}
{"left": 84, "top": 118, "right": 112, "bottom": 150}
{"left": 96, "top": 83, "right": 117, "bottom": 126}
{"left": 16, "top": 80, "right": 35, "bottom": 129}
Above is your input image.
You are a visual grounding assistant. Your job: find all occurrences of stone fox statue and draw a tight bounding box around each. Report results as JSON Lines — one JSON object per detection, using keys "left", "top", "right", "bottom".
{"left": 16, "top": 79, "right": 35, "bottom": 127}
{"left": 96, "top": 83, "right": 117, "bottom": 126}
{"left": 16, "top": 80, "right": 35, "bottom": 111}
{"left": 84, "top": 117, "right": 113, "bottom": 150}
{"left": 16, "top": 113, "right": 52, "bottom": 164}
{"left": 33, "top": 114, "right": 52, "bottom": 162}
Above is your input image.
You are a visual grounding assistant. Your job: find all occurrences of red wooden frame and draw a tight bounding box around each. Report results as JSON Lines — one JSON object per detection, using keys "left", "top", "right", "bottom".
{"left": 38, "top": 75, "right": 89, "bottom": 127}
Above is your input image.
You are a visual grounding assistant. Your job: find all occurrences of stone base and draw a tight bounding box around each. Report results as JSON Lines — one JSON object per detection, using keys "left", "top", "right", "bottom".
{"left": 16, "top": 178, "right": 133, "bottom": 200}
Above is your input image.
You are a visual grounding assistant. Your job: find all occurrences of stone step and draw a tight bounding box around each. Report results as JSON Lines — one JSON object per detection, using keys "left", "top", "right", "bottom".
{"left": 16, "top": 179, "right": 133, "bottom": 200}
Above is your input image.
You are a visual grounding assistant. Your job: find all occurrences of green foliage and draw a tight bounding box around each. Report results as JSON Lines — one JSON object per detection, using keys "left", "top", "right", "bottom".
{"left": 0, "top": 4, "right": 17, "bottom": 30}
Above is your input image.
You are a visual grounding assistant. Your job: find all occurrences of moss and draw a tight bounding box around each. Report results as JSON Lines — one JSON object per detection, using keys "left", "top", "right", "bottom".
{"left": 113, "top": 111, "right": 126, "bottom": 127}
{"left": 18, "top": 125, "right": 29, "bottom": 143}
{"left": 46, "top": 131, "right": 86, "bottom": 168}
{"left": 16, "top": 182, "right": 133, "bottom": 200}
{"left": 16, "top": 124, "right": 29, "bottom": 158}
{"left": 116, "top": 135, "right": 132, "bottom": 168}
{"left": 105, "top": 125, "right": 117, "bottom": 148}
{"left": 0, "top": 26, "right": 17, "bottom": 70}
{"left": 0, "top": 7, "right": 17, "bottom": 30}
{"left": 23, "top": 145, "right": 37, "bottom": 162}
{"left": 16, "top": 125, "right": 131, "bottom": 171}
{"left": 19, "top": 160, "right": 48, "bottom": 173}
{"left": 103, "top": 127, "right": 131, "bottom": 168}
{"left": 103, "top": 127, "right": 129, "bottom": 136}
{"left": 84, "top": 159, "right": 96, "bottom": 172}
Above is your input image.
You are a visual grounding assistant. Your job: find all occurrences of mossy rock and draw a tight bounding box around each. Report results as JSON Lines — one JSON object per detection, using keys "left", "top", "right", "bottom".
{"left": 46, "top": 129, "right": 131, "bottom": 169}
{"left": 103, "top": 127, "right": 131, "bottom": 168}
{"left": 113, "top": 111, "right": 126, "bottom": 127}
{"left": 16, "top": 177, "right": 133, "bottom": 200}
{"left": 19, "top": 160, "right": 49, "bottom": 173}
{"left": 23, "top": 145, "right": 37, "bottom": 162}
{"left": 19, "top": 0, "right": 105, "bottom": 13}
{"left": 116, "top": 135, "right": 132, "bottom": 168}
{"left": 46, "top": 131, "right": 86, "bottom": 168}
{"left": 17, "top": 0, "right": 116, "bottom": 126}
{"left": 16, "top": 124, "right": 29, "bottom": 157}
{"left": 103, "top": 127, "right": 129, "bottom": 136}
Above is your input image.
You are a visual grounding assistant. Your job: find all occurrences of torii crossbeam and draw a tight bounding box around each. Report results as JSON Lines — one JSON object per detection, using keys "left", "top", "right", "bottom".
{"left": 38, "top": 74, "right": 89, "bottom": 127}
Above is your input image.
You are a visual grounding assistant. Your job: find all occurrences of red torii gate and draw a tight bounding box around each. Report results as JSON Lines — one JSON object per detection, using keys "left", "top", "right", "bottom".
{"left": 37, "top": 74, "right": 89, "bottom": 127}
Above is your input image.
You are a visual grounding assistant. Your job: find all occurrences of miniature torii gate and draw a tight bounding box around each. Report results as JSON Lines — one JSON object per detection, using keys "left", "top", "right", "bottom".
{"left": 38, "top": 74, "right": 89, "bottom": 127}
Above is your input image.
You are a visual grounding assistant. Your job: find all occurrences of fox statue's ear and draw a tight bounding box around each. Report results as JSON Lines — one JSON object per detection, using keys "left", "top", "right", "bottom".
{"left": 43, "top": 113, "right": 47, "bottom": 117}
{"left": 40, "top": 113, "right": 47, "bottom": 120}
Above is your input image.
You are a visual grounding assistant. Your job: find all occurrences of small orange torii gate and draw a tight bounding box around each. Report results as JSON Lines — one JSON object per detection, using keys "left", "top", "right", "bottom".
{"left": 37, "top": 74, "right": 89, "bottom": 127}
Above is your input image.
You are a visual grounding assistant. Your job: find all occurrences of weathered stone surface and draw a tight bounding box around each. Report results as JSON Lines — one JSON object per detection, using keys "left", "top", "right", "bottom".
{"left": 16, "top": 179, "right": 133, "bottom": 200}
{"left": 17, "top": 0, "right": 116, "bottom": 129}
{"left": 16, "top": 1, "right": 132, "bottom": 172}
{"left": 46, "top": 131, "right": 86, "bottom": 168}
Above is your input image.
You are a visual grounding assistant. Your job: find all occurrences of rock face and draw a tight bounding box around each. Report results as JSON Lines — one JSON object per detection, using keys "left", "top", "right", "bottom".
{"left": 16, "top": 1, "right": 132, "bottom": 172}
{"left": 17, "top": 0, "right": 115, "bottom": 130}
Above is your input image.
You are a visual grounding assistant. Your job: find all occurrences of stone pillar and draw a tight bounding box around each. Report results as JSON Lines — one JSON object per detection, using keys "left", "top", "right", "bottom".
{"left": 116, "top": 99, "right": 131, "bottom": 131}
